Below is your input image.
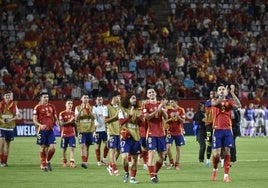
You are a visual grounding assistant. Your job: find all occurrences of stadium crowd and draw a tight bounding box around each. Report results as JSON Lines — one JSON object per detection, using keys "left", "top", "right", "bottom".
{"left": 0, "top": 0, "right": 267, "bottom": 101}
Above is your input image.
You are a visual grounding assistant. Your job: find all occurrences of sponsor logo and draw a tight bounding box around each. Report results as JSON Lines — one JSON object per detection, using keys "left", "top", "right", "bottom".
{"left": 17, "top": 108, "right": 34, "bottom": 124}
{"left": 16, "top": 124, "right": 36, "bottom": 136}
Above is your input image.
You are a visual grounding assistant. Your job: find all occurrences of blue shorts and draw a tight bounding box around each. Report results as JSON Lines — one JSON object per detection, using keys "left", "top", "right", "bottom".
{"left": 78, "top": 132, "right": 94, "bottom": 146}
{"left": 212, "top": 129, "right": 234, "bottom": 149}
{"left": 166, "top": 135, "right": 185, "bottom": 146}
{"left": 146, "top": 136, "right": 166, "bottom": 152}
{"left": 60, "top": 136, "right": 76, "bottom": 148}
{"left": 0, "top": 129, "right": 14, "bottom": 142}
{"left": 140, "top": 137, "right": 147, "bottom": 148}
{"left": 108, "top": 135, "right": 120, "bottom": 150}
{"left": 37, "top": 130, "right": 56, "bottom": 146}
{"left": 120, "top": 138, "right": 141, "bottom": 155}
{"left": 94, "top": 131, "right": 108, "bottom": 144}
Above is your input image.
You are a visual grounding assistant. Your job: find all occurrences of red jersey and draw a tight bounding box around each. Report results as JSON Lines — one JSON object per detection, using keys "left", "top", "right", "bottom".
{"left": 33, "top": 103, "right": 57, "bottom": 130}
{"left": 212, "top": 99, "right": 234, "bottom": 130}
{"left": 138, "top": 118, "right": 148, "bottom": 138}
{"left": 143, "top": 101, "right": 165, "bottom": 137}
{"left": 59, "top": 110, "right": 75, "bottom": 137}
{"left": 166, "top": 107, "right": 185, "bottom": 136}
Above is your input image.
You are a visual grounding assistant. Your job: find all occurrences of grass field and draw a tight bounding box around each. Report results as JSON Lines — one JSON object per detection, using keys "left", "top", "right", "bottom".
{"left": 0, "top": 136, "right": 268, "bottom": 188}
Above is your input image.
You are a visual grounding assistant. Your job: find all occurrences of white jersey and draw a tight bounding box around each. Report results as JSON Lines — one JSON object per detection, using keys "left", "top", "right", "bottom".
{"left": 255, "top": 108, "right": 265, "bottom": 126}
{"left": 92, "top": 105, "right": 108, "bottom": 132}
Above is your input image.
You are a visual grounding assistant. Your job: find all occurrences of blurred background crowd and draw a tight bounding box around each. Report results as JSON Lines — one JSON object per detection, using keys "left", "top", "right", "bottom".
{"left": 0, "top": 0, "right": 267, "bottom": 101}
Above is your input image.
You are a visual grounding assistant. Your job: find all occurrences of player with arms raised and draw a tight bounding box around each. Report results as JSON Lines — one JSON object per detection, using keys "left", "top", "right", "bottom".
{"left": 210, "top": 84, "right": 241, "bottom": 183}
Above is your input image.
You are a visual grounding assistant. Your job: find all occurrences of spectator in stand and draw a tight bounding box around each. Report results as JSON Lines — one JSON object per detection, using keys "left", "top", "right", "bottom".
{"left": 25, "top": 85, "right": 35, "bottom": 99}
{"left": 63, "top": 83, "right": 73, "bottom": 99}
{"left": 111, "top": 21, "right": 121, "bottom": 36}
{"left": 201, "top": 82, "right": 210, "bottom": 99}
{"left": 183, "top": 74, "right": 194, "bottom": 97}
{"left": 175, "top": 67, "right": 185, "bottom": 82}
{"left": 2, "top": 72, "right": 12, "bottom": 88}
{"left": 248, "top": 72, "right": 257, "bottom": 92}
{"left": 91, "top": 77, "right": 100, "bottom": 98}
{"left": 84, "top": 75, "right": 93, "bottom": 96}
{"left": 183, "top": 74, "right": 194, "bottom": 89}
{"left": 11, "top": 84, "right": 20, "bottom": 99}
{"left": 71, "top": 84, "right": 82, "bottom": 99}
{"left": 128, "top": 57, "right": 137, "bottom": 73}
{"left": 206, "top": 69, "right": 217, "bottom": 91}
{"left": 161, "top": 57, "right": 170, "bottom": 78}
{"left": 210, "top": 27, "right": 219, "bottom": 51}
{"left": 0, "top": 1, "right": 268, "bottom": 101}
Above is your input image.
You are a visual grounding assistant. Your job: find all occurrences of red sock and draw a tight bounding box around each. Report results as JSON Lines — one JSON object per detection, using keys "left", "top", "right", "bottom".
{"left": 130, "top": 169, "right": 137, "bottom": 178}
{"left": 95, "top": 148, "right": 100, "bottom": 161}
{"left": 155, "top": 161, "right": 162, "bottom": 173}
{"left": 0, "top": 154, "right": 3, "bottom": 163}
{"left": 112, "top": 163, "right": 118, "bottom": 171}
{"left": 169, "top": 158, "right": 174, "bottom": 165}
{"left": 224, "top": 154, "right": 231, "bottom": 174}
{"left": 103, "top": 146, "right": 109, "bottom": 158}
{"left": 124, "top": 163, "right": 129, "bottom": 172}
{"left": 212, "top": 155, "right": 220, "bottom": 169}
{"left": 40, "top": 151, "right": 46, "bottom": 166}
{"left": 2, "top": 155, "right": 8, "bottom": 163}
{"left": 46, "top": 149, "right": 55, "bottom": 162}
{"left": 148, "top": 165, "right": 155, "bottom": 178}
{"left": 81, "top": 156, "right": 87, "bottom": 163}
{"left": 63, "top": 158, "right": 67, "bottom": 163}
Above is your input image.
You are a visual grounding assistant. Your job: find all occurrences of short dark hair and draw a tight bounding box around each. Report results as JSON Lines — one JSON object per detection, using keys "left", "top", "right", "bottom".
{"left": 81, "top": 92, "right": 89, "bottom": 97}
{"left": 167, "top": 95, "right": 178, "bottom": 101}
{"left": 197, "top": 101, "right": 205, "bottom": 110}
{"left": 65, "top": 98, "right": 73, "bottom": 102}
{"left": 108, "top": 90, "right": 120, "bottom": 100}
{"left": 216, "top": 83, "right": 226, "bottom": 90}
{"left": 3, "top": 90, "right": 12, "bottom": 95}
{"left": 39, "top": 90, "right": 48, "bottom": 97}
{"left": 95, "top": 94, "right": 103, "bottom": 99}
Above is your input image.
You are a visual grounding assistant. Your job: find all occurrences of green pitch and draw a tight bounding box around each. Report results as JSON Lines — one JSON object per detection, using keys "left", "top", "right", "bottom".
{"left": 1, "top": 136, "right": 268, "bottom": 188}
